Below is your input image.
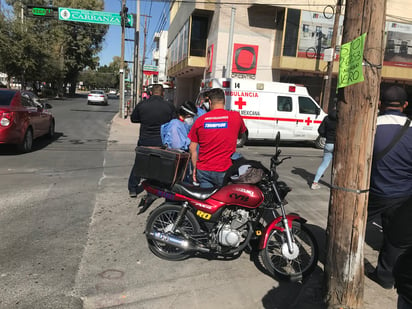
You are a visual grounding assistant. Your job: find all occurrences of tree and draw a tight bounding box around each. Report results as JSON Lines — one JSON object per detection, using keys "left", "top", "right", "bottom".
{"left": 78, "top": 56, "right": 129, "bottom": 90}
{"left": 324, "top": 1, "right": 387, "bottom": 308}
{"left": 1, "top": 0, "right": 108, "bottom": 95}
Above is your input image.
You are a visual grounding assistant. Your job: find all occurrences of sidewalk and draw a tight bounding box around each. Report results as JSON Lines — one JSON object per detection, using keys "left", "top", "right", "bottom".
{"left": 73, "top": 113, "right": 398, "bottom": 309}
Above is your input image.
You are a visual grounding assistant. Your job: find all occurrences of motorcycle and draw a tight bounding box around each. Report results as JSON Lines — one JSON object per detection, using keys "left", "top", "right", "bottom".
{"left": 138, "top": 133, "right": 319, "bottom": 281}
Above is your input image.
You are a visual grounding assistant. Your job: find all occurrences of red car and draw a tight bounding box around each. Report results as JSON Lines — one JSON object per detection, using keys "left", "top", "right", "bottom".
{"left": 0, "top": 89, "right": 55, "bottom": 152}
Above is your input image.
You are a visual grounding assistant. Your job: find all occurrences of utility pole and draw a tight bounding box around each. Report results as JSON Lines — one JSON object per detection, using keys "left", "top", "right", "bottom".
{"left": 322, "top": 0, "right": 342, "bottom": 113}
{"left": 119, "top": 0, "right": 127, "bottom": 118}
{"left": 324, "top": 0, "right": 387, "bottom": 308}
{"left": 132, "top": 0, "right": 140, "bottom": 108}
{"left": 140, "top": 14, "right": 151, "bottom": 95}
{"left": 225, "top": 7, "right": 236, "bottom": 78}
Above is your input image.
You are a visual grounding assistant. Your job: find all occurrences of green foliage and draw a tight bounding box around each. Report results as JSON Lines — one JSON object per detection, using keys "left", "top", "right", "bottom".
{"left": 79, "top": 56, "right": 129, "bottom": 90}
{"left": 0, "top": 0, "right": 108, "bottom": 95}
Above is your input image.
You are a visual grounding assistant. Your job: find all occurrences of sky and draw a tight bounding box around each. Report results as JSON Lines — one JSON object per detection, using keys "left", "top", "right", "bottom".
{"left": 99, "top": 0, "right": 169, "bottom": 67}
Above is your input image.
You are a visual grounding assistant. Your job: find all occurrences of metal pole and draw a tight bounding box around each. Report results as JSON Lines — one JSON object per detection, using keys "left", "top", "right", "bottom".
{"left": 132, "top": 0, "right": 140, "bottom": 108}
{"left": 226, "top": 7, "right": 236, "bottom": 78}
{"left": 119, "top": 0, "right": 126, "bottom": 118}
{"left": 140, "top": 15, "right": 150, "bottom": 94}
{"left": 322, "top": 0, "right": 342, "bottom": 113}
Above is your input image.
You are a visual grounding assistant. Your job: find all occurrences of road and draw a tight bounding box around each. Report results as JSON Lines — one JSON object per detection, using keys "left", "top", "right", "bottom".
{"left": 0, "top": 95, "right": 118, "bottom": 308}
{"left": 0, "top": 98, "right": 396, "bottom": 308}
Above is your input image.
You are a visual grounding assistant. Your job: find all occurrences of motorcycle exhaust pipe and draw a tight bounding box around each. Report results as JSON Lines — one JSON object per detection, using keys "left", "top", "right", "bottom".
{"left": 147, "top": 230, "right": 209, "bottom": 253}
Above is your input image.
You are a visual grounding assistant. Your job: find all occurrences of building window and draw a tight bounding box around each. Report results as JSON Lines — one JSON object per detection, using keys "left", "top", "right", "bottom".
{"left": 303, "top": 24, "right": 309, "bottom": 33}
{"left": 283, "top": 9, "right": 300, "bottom": 57}
{"left": 190, "top": 15, "right": 208, "bottom": 57}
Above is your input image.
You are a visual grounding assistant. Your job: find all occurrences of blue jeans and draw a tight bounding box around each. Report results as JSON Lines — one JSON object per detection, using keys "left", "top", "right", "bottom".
{"left": 196, "top": 169, "right": 226, "bottom": 188}
{"left": 313, "top": 143, "right": 334, "bottom": 183}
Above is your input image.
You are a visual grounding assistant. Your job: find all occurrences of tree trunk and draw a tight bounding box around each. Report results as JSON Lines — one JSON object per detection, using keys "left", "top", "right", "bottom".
{"left": 324, "top": 1, "right": 387, "bottom": 308}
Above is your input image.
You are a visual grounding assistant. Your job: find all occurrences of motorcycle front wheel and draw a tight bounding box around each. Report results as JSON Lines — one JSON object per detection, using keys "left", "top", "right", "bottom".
{"left": 145, "top": 203, "right": 201, "bottom": 261}
{"left": 260, "top": 221, "right": 318, "bottom": 281}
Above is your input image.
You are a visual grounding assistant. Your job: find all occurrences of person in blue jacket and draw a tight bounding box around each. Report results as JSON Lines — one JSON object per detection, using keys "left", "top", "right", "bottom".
{"left": 161, "top": 100, "right": 197, "bottom": 151}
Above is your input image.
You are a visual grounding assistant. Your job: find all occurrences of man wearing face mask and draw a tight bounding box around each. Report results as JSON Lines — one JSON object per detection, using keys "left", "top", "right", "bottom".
{"left": 161, "top": 100, "right": 197, "bottom": 151}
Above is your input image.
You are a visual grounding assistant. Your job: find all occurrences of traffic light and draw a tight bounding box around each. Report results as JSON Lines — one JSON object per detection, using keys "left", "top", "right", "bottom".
{"left": 26, "top": 5, "right": 59, "bottom": 19}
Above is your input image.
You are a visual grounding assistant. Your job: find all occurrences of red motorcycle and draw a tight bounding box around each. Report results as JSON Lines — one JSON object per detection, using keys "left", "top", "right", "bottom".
{"left": 138, "top": 133, "right": 319, "bottom": 281}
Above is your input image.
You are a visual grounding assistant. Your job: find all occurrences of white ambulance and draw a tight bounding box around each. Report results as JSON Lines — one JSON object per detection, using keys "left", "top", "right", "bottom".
{"left": 198, "top": 78, "right": 327, "bottom": 147}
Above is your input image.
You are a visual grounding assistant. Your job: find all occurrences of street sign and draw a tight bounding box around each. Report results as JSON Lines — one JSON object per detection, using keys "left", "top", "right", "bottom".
{"left": 26, "top": 5, "right": 58, "bottom": 19}
{"left": 143, "top": 65, "right": 158, "bottom": 71}
{"left": 58, "top": 7, "right": 134, "bottom": 27}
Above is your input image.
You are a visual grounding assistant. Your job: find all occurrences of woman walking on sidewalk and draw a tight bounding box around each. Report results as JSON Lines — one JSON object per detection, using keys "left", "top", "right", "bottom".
{"left": 311, "top": 108, "right": 337, "bottom": 189}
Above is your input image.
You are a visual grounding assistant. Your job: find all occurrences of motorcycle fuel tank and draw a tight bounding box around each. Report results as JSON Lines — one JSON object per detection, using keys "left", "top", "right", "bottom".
{"left": 210, "top": 184, "right": 264, "bottom": 208}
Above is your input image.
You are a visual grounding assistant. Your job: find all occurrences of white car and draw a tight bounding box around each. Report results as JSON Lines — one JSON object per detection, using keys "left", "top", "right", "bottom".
{"left": 87, "top": 90, "right": 108, "bottom": 105}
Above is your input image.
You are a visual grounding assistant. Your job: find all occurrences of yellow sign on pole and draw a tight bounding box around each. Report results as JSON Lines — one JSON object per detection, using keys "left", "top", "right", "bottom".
{"left": 338, "top": 33, "right": 367, "bottom": 88}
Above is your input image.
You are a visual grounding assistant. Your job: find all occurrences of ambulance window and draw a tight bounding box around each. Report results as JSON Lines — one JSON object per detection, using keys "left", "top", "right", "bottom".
{"left": 298, "top": 97, "right": 318, "bottom": 114}
{"left": 278, "top": 96, "right": 293, "bottom": 112}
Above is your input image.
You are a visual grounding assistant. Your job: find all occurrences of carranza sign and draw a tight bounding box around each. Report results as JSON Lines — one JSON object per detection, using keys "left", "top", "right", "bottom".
{"left": 58, "top": 7, "right": 134, "bottom": 27}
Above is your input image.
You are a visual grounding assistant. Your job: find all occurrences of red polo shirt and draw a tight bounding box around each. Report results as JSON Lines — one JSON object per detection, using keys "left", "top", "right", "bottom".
{"left": 188, "top": 108, "right": 247, "bottom": 172}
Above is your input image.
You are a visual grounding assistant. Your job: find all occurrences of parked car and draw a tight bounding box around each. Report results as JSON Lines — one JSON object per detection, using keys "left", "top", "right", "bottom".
{"left": 0, "top": 89, "right": 55, "bottom": 152}
{"left": 87, "top": 90, "right": 108, "bottom": 105}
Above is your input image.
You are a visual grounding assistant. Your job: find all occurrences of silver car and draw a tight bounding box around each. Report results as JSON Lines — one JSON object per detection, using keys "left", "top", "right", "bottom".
{"left": 87, "top": 90, "right": 108, "bottom": 105}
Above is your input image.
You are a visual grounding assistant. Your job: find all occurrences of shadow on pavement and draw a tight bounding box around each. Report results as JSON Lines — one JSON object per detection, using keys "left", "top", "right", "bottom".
{"left": 291, "top": 166, "right": 331, "bottom": 188}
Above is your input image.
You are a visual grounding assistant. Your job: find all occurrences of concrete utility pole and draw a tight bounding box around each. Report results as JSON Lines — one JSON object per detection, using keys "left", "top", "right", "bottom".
{"left": 225, "top": 7, "right": 236, "bottom": 78}
{"left": 324, "top": 1, "right": 387, "bottom": 308}
{"left": 322, "top": 0, "right": 342, "bottom": 113}
{"left": 132, "top": 0, "right": 140, "bottom": 108}
{"left": 140, "top": 14, "right": 151, "bottom": 94}
{"left": 119, "top": 0, "right": 126, "bottom": 118}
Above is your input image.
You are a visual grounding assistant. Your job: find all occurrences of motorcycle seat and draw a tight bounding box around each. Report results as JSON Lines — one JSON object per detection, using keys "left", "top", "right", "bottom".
{"left": 172, "top": 182, "right": 219, "bottom": 200}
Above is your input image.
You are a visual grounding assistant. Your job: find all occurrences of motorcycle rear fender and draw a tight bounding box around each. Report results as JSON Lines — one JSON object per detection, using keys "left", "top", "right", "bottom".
{"left": 258, "top": 214, "right": 307, "bottom": 249}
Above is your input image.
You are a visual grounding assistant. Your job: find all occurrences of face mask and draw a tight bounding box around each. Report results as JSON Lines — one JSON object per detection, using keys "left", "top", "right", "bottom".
{"left": 202, "top": 102, "right": 210, "bottom": 111}
{"left": 184, "top": 117, "right": 194, "bottom": 126}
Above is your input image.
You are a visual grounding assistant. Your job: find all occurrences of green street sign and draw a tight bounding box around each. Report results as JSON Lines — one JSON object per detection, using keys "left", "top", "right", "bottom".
{"left": 143, "top": 65, "right": 158, "bottom": 71}
{"left": 58, "top": 7, "right": 134, "bottom": 27}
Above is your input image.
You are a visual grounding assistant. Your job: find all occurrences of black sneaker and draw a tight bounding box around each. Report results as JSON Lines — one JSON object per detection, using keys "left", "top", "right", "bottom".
{"left": 129, "top": 191, "right": 137, "bottom": 198}
{"left": 366, "top": 270, "right": 394, "bottom": 289}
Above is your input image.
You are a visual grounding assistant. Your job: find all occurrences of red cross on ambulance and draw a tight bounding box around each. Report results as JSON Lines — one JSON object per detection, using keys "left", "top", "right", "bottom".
{"left": 305, "top": 117, "right": 312, "bottom": 125}
{"left": 234, "top": 97, "right": 247, "bottom": 109}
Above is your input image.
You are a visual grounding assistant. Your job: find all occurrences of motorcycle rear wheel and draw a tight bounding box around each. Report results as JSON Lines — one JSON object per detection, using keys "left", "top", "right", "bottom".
{"left": 145, "top": 203, "right": 201, "bottom": 261}
{"left": 260, "top": 221, "right": 318, "bottom": 281}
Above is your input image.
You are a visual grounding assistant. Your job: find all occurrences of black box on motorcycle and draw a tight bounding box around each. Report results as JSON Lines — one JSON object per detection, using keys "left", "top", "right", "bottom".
{"left": 134, "top": 146, "right": 190, "bottom": 186}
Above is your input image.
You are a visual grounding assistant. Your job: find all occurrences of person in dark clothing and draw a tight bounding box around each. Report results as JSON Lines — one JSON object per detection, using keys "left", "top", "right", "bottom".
{"left": 366, "top": 85, "right": 412, "bottom": 290}
{"left": 385, "top": 197, "right": 412, "bottom": 308}
{"left": 128, "top": 84, "right": 175, "bottom": 197}
{"left": 311, "top": 109, "right": 337, "bottom": 189}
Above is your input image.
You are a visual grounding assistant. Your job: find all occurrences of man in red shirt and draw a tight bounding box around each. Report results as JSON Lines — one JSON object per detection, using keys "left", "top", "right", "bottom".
{"left": 188, "top": 88, "right": 247, "bottom": 188}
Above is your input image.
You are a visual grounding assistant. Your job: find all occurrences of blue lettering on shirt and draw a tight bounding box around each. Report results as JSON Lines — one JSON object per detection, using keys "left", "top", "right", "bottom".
{"left": 204, "top": 122, "right": 228, "bottom": 129}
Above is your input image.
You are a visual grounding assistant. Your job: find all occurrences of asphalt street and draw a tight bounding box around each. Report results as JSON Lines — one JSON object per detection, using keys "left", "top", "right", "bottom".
{"left": 72, "top": 113, "right": 398, "bottom": 309}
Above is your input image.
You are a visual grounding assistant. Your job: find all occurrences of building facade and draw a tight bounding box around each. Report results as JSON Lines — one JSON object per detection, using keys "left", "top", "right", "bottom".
{"left": 167, "top": 0, "right": 412, "bottom": 109}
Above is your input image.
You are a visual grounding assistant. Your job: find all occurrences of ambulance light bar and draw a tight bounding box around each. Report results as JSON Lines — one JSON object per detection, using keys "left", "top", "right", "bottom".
{"left": 289, "top": 86, "right": 296, "bottom": 92}
{"left": 222, "top": 81, "right": 230, "bottom": 88}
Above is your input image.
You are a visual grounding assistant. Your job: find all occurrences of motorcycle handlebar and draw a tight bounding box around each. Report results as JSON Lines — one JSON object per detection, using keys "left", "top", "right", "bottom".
{"left": 271, "top": 155, "right": 292, "bottom": 168}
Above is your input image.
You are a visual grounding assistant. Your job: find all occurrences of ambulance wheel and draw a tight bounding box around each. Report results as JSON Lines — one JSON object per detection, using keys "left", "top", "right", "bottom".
{"left": 237, "top": 132, "right": 247, "bottom": 148}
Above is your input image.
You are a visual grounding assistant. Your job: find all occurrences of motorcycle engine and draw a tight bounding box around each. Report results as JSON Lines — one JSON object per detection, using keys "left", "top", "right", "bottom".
{"left": 217, "top": 209, "right": 249, "bottom": 247}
